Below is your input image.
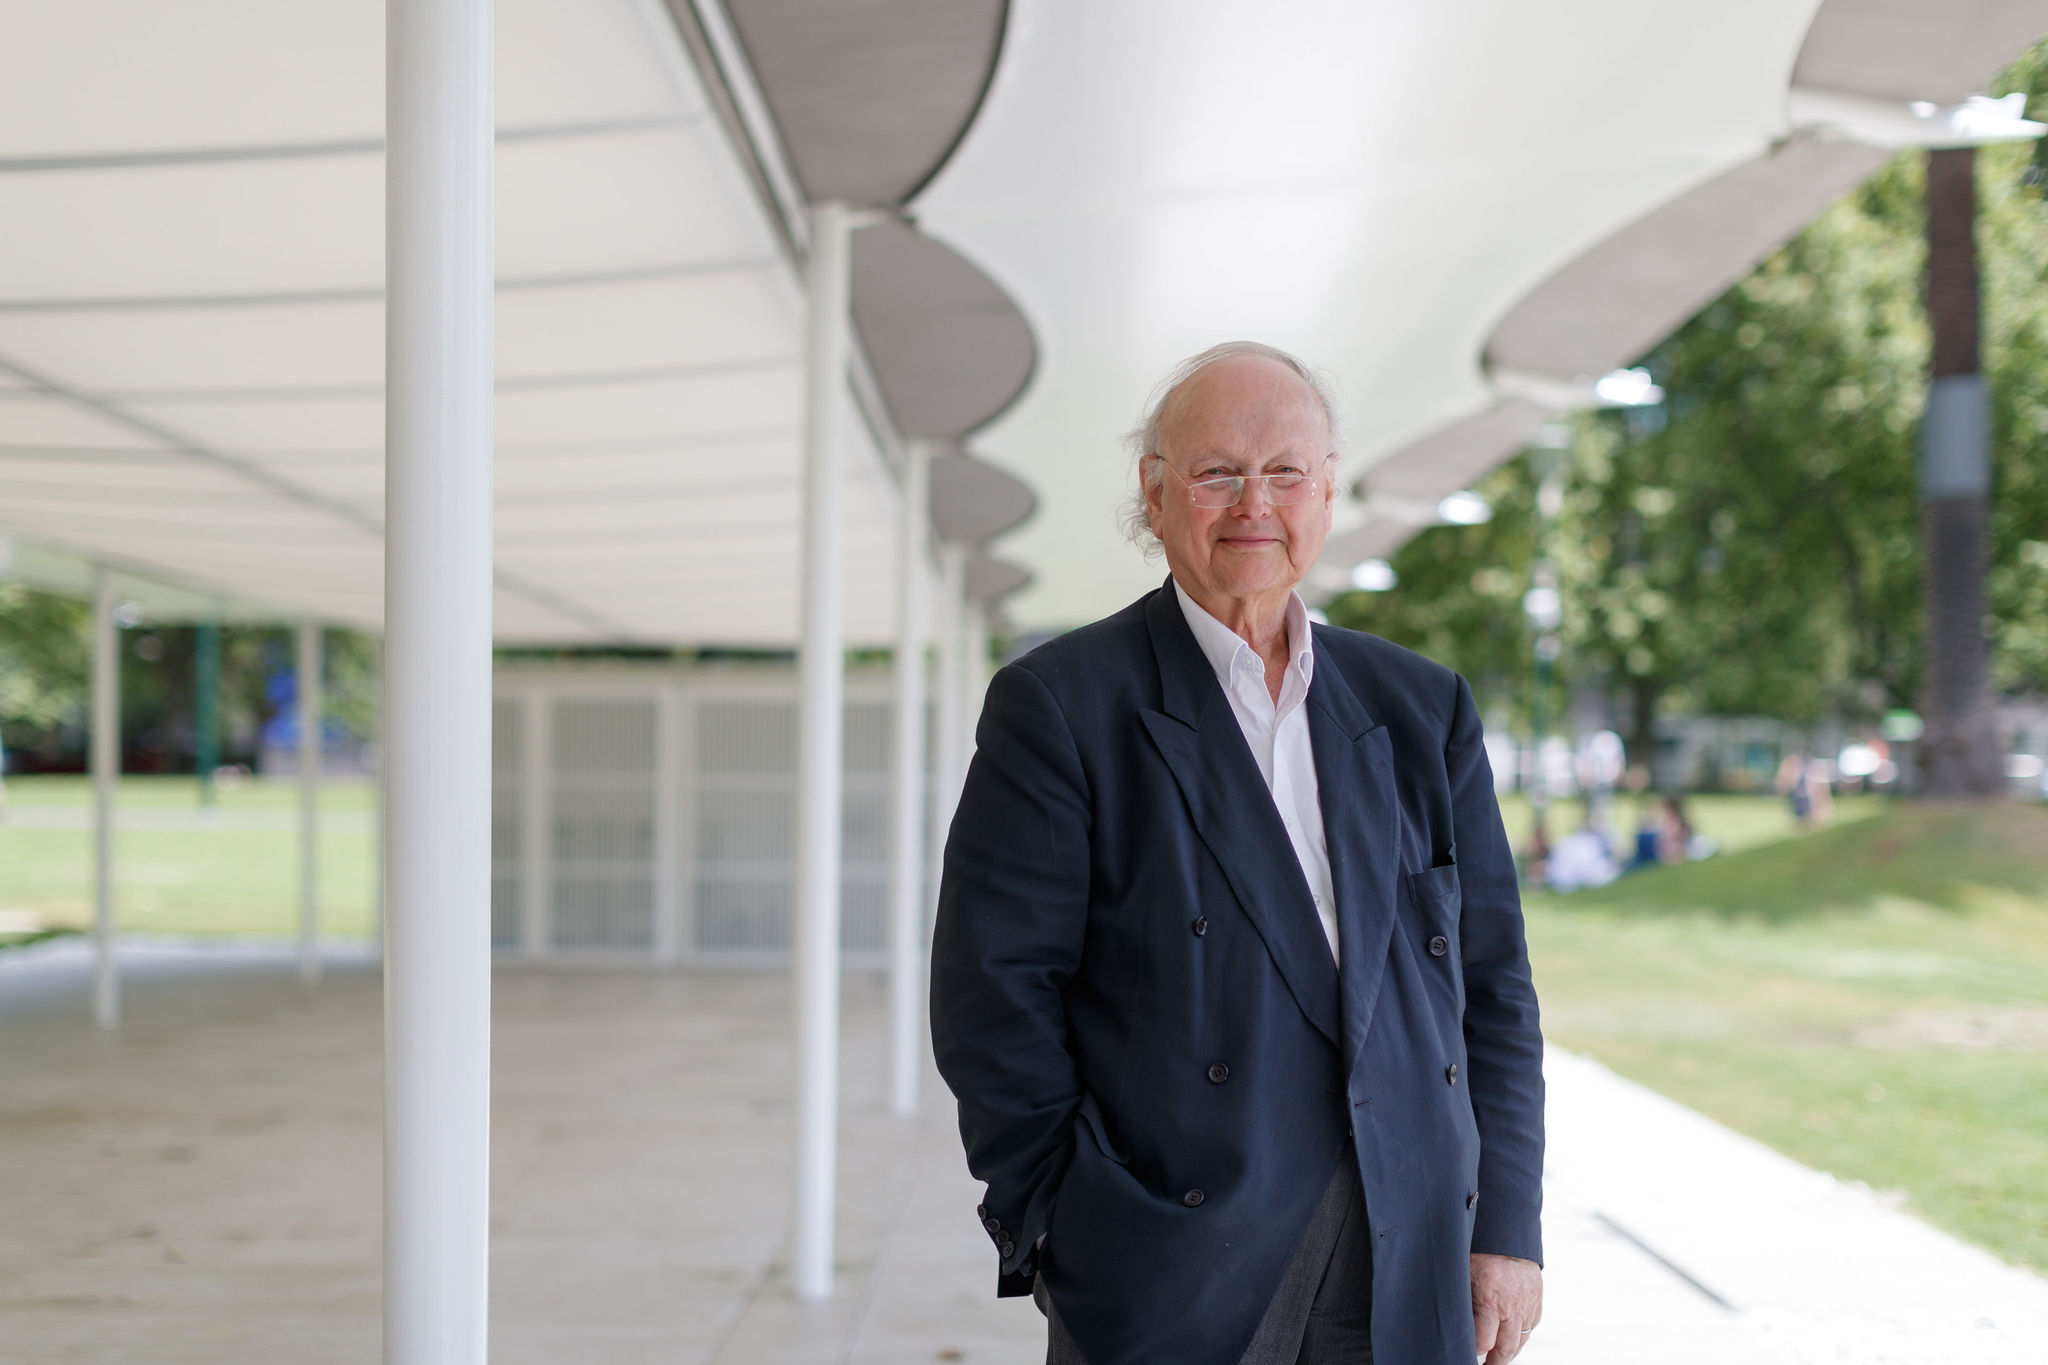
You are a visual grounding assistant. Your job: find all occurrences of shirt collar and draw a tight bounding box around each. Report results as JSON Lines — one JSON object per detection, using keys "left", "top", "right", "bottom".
{"left": 1171, "top": 577, "right": 1316, "bottom": 694}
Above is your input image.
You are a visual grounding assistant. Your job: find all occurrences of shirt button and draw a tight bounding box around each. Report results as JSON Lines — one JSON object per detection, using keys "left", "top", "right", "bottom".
{"left": 1192, "top": 916, "right": 1209, "bottom": 937}
{"left": 1446, "top": 1064, "right": 1459, "bottom": 1085}
{"left": 1183, "top": 1189, "right": 1205, "bottom": 1207}
{"left": 1207, "top": 1062, "right": 1230, "bottom": 1084}
{"left": 1428, "top": 935, "right": 1449, "bottom": 957}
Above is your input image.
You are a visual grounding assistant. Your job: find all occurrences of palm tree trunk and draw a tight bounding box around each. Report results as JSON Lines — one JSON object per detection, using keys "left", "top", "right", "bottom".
{"left": 1918, "top": 147, "right": 2003, "bottom": 797}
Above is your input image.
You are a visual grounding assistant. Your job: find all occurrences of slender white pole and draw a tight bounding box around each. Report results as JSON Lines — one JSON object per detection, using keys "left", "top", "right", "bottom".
{"left": 792, "top": 200, "right": 852, "bottom": 1302}
{"left": 384, "top": 0, "right": 494, "bottom": 1358}
{"left": 297, "top": 621, "right": 323, "bottom": 987}
{"left": 90, "top": 566, "right": 119, "bottom": 1030}
{"left": 960, "top": 598, "right": 989, "bottom": 774}
{"left": 887, "top": 442, "right": 931, "bottom": 1117}
{"left": 930, "top": 543, "right": 967, "bottom": 846}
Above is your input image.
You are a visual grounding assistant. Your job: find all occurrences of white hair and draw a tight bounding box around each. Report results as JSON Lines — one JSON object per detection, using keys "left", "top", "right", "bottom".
{"left": 1116, "top": 341, "right": 1343, "bottom": 557}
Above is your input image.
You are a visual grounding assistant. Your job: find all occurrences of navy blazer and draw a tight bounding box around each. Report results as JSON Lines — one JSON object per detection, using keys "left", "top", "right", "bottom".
{"left": 931, "top": 582, "right": 1544, "bottom": 1365}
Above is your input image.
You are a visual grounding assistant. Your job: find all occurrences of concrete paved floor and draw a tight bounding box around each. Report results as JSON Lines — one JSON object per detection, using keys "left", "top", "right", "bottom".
{"left": 0, "top": 943, "right": 1042, "bottom": 1365}
{"left": 2, "top": 940, "right": 2044, "bottom": 1363}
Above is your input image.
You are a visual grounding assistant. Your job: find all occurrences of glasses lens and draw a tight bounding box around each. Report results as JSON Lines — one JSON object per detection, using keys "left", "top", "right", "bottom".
{"left": 1175, "top": 469, "right": 1320, "bottom": 507}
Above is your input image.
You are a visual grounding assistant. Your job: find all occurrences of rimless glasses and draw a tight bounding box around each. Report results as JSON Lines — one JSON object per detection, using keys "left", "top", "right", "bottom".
{"left": 1152, "top": 456, "right": 1327, "bottom": 509}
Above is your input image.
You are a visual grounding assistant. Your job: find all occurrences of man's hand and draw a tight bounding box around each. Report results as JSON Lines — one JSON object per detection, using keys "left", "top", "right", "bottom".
{"left": 1471, "top": 1253, "right": 1542, "bottom": 1363}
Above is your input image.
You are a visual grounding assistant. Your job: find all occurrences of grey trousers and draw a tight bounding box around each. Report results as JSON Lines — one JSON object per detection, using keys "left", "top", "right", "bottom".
{"left": 1037, "top": 1156, "right": 1373, "bottom": 1364}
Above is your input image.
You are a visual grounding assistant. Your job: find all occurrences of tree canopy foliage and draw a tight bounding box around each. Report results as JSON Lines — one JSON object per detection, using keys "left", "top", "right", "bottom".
{"left": 0, "top": 586, "right": 379, "bottom": 772}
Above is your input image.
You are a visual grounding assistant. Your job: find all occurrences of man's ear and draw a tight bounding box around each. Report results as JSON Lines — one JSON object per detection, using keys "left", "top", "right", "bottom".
{"left": 1142, "top": 456, "right": 1165, "bottom": 525}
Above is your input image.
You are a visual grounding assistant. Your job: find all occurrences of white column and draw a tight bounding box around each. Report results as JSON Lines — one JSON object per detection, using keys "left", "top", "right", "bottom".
{"left": 792, "top": 199, "right": 852, "bottom": 1302}
{"left": 930, "top": 543, "right": 967, "bottom": 848}
{"left": 297, "top": 621, "right": 323, "bottom": 987}
{"left": 384, "top": 0, "right": 494, "bottom": 1358}
{"left": 887, "top": 442, "right": 931, "bottom": 1117}
{"left": 90, "top": 566, "right": 119, "bottom": 1030}
{"left": 960, "top": 597, "right": 989, "bottom": 773}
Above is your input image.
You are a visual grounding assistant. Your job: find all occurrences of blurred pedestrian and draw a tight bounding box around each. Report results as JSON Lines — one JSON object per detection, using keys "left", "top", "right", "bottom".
{"left": 1658, "top": 796, "right": 1713, "bottom": 861}
{"left": 1627, "top": 807, "right": 1661, "bottom": 872}
{"left": 1546, "top": 818, "right": 1619, "bottom": 892}
{"left": 1777, "top": 749, "right": 1832, "bottom": 828}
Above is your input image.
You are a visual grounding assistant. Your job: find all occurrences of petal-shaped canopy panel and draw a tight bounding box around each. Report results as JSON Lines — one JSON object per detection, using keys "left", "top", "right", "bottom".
{"left": 965, "top": 551, "right": 1032, "bottom": 606}
{"left": 851, "top": 219, "right": 1036, "bottom": 441}
{"left": 929, "top": 449, "right": 1036, "bottom": 546}
{"left": 721, "top": 0, "right": 1009, "bottom": 206}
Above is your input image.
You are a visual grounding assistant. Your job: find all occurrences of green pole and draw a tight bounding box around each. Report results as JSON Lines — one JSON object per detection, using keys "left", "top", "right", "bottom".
{"left": 194, "top": 621, "right": 221, "bottom": 806}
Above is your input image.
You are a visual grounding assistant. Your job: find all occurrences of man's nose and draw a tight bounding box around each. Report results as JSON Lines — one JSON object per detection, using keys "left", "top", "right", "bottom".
{"left": 1233, "top": 478, "right": 1275, "bottom": 516}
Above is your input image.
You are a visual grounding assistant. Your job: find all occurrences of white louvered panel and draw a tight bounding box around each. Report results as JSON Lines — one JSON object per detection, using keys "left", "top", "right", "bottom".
{"left": 491, "top": 696, "right": 525, "bottom": 951}
{"left": 549, "top": 696, "right": 658, "bottom": 951}
{"left": 692, "top": 697, "right": 798, "bottom": 953}
{"left": 690, "top": 689, "right": 898, "bottom": 959}
{"left": 839, "top": 700, "right": 892, "bottom": 954}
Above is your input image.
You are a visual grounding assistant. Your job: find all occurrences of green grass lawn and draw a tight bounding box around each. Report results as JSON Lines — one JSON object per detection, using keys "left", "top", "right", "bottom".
{"left": 1527, "top": 799, "right": 2048, "bottom": 1274}
{"left": 0, "top": 775, "right": 378, "bottom": 940}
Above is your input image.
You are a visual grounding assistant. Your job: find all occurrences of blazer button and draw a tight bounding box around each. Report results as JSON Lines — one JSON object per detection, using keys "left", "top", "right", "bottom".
{"left": 1207, "top": 1062, "right": 1230, "bottom": 1084}
{"left": 1466, "top": 1191, "right": 1479, "bottom": 1210}
{"left": 1446, "top": 1063, "right": 1459, "bottom": 1085}
{"left": 1183, "top": 1189, "right": 1205, "bottom": 1207}
{"left": 999, "top": 1239, "right": 1016, "bottom": 1258}
{"left": 1428, "top": 935, "right": 1449, "bottom": 957}
{"left": 982, "top": 1216, "right": 1001, "bottom": 1234}
{"left": 1192, "top": 916, "right": 1209, "bottom": 936}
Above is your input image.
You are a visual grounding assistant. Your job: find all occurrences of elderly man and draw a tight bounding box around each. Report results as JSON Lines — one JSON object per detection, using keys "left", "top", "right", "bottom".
{"left": 931, "top": 342, "right": 1545, "bottom": 1365}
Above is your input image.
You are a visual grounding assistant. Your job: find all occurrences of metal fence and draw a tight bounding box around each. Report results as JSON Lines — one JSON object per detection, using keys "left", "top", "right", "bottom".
{"left": 491, "top": 664, "right": 921, "bottom": 967}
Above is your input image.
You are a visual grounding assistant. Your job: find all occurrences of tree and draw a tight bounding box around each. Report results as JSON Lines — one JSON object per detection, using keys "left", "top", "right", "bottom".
{"left": 0, "top": 584, "right": 91, "bottom": 748}
{"left": 1919, "top": 146, "right": 2004, "bottom": 795}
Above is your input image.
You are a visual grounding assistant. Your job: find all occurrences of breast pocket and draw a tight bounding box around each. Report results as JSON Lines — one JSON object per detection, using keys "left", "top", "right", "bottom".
{"left": 1405, "top": 861, "right": 1460, "bottom": 908}
{"left": 1403, "top": 861, "right": 1463, "bottom": 972}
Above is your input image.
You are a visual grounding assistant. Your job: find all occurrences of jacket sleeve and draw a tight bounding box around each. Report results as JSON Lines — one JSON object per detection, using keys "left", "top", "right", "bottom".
{"left": 929, "top": 661, "right": 1094, "bottom": 1293}
{"left": 1447, "top": 673, "right": 1547, "bottom": 1265}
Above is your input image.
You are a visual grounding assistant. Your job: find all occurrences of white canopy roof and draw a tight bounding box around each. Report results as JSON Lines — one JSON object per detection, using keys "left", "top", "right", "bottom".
{"left": 1, "top": 0, "right": 2042, "bottom": 641}
{"left": 0, "top": 0, "right": 902, "bottom": 644}
{"left": 917, "top": 0, "right": 2047, "bottom": 626}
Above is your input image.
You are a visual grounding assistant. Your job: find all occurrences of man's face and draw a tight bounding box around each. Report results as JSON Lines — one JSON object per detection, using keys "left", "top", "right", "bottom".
{"left": 1143, "top": 355, "right": 1335, "bottom": 607}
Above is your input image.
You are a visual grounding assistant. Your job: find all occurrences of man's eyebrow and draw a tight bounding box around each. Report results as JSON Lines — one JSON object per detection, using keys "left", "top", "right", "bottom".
{"left": 1184, "top": 450, "right": 1310, "bottom": 469}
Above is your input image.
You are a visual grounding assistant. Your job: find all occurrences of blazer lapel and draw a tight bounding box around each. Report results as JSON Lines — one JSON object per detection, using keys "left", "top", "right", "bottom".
{"left": 1138, "top": 587, "right": 1341, "bottom": 1049}
{"left": 1306, "top": 630, "right": 1401, "bottom": 1071}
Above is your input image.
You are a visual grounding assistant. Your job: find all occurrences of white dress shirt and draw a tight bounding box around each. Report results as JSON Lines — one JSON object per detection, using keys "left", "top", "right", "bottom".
{"left": 1172, "top": 579, "right": 1340, "bottom": 965}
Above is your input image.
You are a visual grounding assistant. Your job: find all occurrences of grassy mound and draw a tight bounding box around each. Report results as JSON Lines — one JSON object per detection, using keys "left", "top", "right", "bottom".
{"left": 1562, "top": 800, "right": 2048, "bottom": 921}
{"left": 1527, "top": 799, "right": 2048, "bottom": 1272}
